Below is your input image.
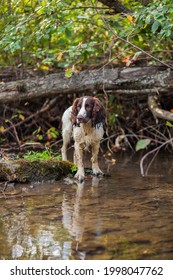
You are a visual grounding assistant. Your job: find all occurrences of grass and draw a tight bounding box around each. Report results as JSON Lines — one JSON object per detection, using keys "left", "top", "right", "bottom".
{"left": 22, "top": 148, "right": 62, "bottom": 161}
{"left": 20, "top": 148, "right": 78, "bottom": 173}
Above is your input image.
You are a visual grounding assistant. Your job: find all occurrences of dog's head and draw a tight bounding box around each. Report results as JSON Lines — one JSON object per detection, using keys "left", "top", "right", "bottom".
{"left": 71, "top": 96, "right": 105, "bottom": 127}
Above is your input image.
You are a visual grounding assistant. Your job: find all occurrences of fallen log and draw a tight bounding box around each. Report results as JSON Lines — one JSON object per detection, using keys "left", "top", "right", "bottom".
{"left": 0, "top": 159, "right": 74, "bottom": 182}
{"left": 0, "top": 66, "right": 173, "bottom": 104}
{"left": 1, "top": 65, "right": 173, "bottom": 126}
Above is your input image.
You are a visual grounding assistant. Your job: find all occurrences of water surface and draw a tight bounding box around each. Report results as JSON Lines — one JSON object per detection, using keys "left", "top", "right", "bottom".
{"left": 0, "top": 153, "right": 173, "bottom": 260}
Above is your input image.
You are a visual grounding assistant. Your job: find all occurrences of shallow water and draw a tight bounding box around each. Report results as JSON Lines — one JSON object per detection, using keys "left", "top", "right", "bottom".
{"left": 0, "top": 152, "right": 173, "bottom": 260}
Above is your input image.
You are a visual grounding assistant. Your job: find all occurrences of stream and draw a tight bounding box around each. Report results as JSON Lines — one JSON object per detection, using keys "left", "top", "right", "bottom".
{"left": 0, "top": 152, "right": 173, "bottom": 260}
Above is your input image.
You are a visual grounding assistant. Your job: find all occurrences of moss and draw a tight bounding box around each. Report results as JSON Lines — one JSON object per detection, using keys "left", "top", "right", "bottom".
{"left": 0, "top": 159, "right": 74, "bottom": 183}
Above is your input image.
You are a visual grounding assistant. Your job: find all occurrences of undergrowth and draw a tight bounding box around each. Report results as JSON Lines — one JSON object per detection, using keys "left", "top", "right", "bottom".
{"left": 22, "top": 148, "right": 62, "bottom": 161}
{"left": 20, "top": 148, "right": 78, "bottom": 173}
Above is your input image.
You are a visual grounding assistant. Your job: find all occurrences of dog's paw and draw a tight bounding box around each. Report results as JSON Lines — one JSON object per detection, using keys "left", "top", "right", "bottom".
{"left": 74, "top": 171, "right": 85, "bottom": 183}
{"left": 92, "top": 167, "right": 104, "bottom": 177}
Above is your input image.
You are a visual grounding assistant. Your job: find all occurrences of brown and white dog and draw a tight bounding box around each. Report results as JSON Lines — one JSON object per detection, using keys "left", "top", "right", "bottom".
{"left": 61, "top": 96, "right": 105, "bottom": 182}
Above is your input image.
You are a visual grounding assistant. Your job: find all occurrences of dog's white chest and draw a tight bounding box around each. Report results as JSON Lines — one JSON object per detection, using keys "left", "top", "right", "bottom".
{"left": 73, "top": 123, "right": 104, "bottom": 145}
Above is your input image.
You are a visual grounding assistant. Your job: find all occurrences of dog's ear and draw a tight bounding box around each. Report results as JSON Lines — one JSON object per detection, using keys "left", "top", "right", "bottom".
{"left": 92, "top": 97, "right": 106, "bottom": 127}
{"left": 70, "top": 98, "right": 80, "bottom": 125}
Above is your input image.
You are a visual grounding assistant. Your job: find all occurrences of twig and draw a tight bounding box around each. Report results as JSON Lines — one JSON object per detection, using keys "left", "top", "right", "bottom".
{"left": 144, "top": 148, "right": 160, "bottom": 176}
{"left": 101, "top": 133, "right": 117, "bottom": 143}
{"left": 2, "top": 181, "right": 8, "bottom": 193}
{"left": 102, "top": 84, "right": 113, "bottom": 153}
{"left": 148, "top": 94, "right": 173, "bottom": 122}
{"left": 3, "top": 97, "right": 58, "bottom": 133}
{"left": 140, "top": 139, "right": 173, "bottom": 176}
{"left": 8, "top": 120, "right": 21, "bottom": 148}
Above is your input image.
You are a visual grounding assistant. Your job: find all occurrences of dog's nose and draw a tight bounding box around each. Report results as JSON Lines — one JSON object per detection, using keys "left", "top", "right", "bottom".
{"left": 77, "top": 115, "right": 84, "bottom": 123}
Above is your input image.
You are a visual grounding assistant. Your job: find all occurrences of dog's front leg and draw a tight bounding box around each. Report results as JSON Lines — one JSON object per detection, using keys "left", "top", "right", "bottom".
{"left": 74, "top": 143, "right": 85, "bottom": 182}
{"left": 91, "top": 142, "right": 103, "bottom": 176}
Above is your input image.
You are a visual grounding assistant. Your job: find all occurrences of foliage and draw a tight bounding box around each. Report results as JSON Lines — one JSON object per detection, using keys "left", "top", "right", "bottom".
{"left": 135, "top": 1, "right": 173, "bottom": 39}
{"left": 70, "top": 165, "right": 78, "bottom": 173}
{"left": 0, "top": 0, "right": 109, "bottom": 68}
{"left": 21, "top": 148, "right": 78, "bottom": 174}
{"left": 135, "top": 138, "right": 151, "bottom": 151}
{"left": 22, "top": 148, "right": 62, "bottom": 161}
{"left": 0, "top": 0, "right": 173, "bottom": 70}
{"left": 166, "top": 121, "right": 173, "bottom": 127}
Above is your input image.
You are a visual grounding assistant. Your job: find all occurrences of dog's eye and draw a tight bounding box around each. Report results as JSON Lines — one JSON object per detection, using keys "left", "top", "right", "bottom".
{"left": 85, "top": 104, "right": 92, "bottom": 110}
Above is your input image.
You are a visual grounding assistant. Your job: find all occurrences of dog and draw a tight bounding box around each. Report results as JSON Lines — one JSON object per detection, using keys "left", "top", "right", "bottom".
{"left": 61, "top": 96, "right": 105, "bottom": 182}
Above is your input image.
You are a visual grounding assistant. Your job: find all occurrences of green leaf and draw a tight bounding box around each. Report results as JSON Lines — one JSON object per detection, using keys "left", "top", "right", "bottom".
{"left": 166, "top": 121, "right": 173, "bottom": 127}
{"left": 65, "top": 28, "right": 71, "bottom": 38}
{"left": 135, "top": 139, "right": 151, "bottom": 152}
{"left": 152, "top": 20, "right": 160, "bottom": 33}
{"left": 77, "top": 16, "right": 88, "bottom": 20}
{"left": 65, "top": 68, "right": 73, "bottom": 78}
{"left": 165, "top": 29, "right": 171, "bottom": 38}
{"left": 145, "top": 15, "right": 151, "bottom": 25}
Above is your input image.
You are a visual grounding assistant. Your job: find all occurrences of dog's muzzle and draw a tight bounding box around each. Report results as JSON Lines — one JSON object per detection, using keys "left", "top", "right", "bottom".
{"left": 77, "top": 114, "right": 89, "bottom": 124}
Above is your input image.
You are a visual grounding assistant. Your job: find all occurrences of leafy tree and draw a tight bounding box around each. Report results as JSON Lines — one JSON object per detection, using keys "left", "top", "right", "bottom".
{"left": 0, "top": 0, "right": 172, "bottom": 70}
{"left": 1, "top": 0, "right": 173, "bottom": 160}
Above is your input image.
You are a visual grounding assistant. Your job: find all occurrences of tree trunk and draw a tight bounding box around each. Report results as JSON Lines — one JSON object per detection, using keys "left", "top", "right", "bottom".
{"left": 0, "top": 66, "right": 173, "bottom": 105}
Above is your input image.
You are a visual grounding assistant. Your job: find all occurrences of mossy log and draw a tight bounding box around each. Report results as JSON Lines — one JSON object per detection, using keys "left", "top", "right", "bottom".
{"left": 0, "top": 159, "right": 74, "bottom": 182}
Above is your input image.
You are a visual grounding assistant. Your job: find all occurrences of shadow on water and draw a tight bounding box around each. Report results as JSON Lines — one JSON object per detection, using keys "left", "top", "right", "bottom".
{"left": 1, "top": 152, "right": 173, "bottom": 260}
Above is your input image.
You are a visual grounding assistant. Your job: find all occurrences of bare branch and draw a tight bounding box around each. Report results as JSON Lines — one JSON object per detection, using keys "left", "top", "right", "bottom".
{"left": 148, "top": 94, "right": 173, "bottom": 122}
{"left": 98, "top": 0, "right": 132, "bottom": 14}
